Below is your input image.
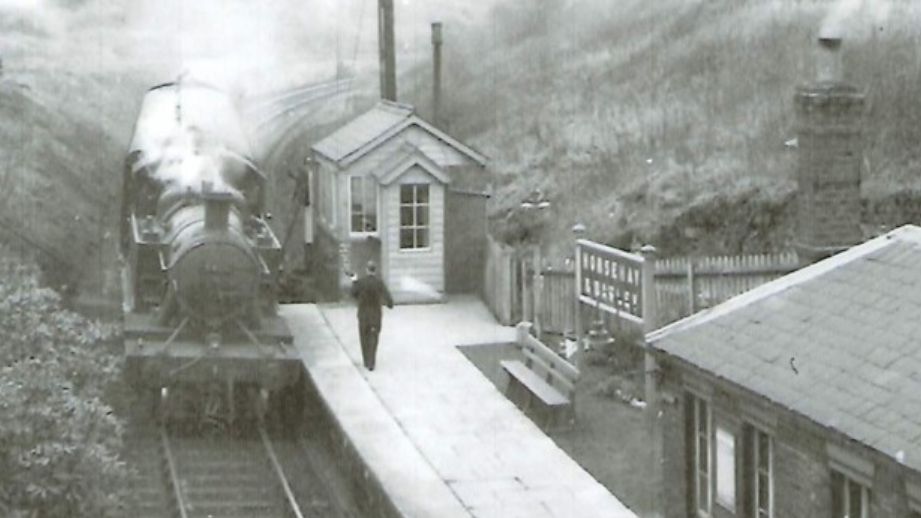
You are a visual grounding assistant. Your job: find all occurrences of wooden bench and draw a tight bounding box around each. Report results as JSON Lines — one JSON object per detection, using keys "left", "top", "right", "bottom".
{"left": 501, "top": 322, "right": 580, "bottom": 431}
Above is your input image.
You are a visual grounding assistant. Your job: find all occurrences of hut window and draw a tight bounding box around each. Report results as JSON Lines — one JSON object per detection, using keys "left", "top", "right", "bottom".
{"left": 399, "top": 184, "right": 429, "bottom": 249}
{"left": 349, "top": 176, "right": 377, "bottom": 234}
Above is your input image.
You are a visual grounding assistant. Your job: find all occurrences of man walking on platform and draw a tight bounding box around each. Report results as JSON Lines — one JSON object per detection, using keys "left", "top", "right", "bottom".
{"left": 350, "top": 261, "right": 394, "bottom": 371}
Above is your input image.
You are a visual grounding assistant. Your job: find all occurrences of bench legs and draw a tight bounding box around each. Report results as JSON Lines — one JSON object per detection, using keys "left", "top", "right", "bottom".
{"left": 504, "top": 377, "right": 575, "bottom": 432}
{"left": 536, "top": 403, "right": 575, "bottom": 432}
{"left": 505, "top": 376, "right": 530, "bottom": 411}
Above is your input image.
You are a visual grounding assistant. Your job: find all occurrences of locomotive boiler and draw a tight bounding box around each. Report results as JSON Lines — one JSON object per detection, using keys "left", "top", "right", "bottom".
{"left": 120, "top": 80, "right": 300, "bottom": 424}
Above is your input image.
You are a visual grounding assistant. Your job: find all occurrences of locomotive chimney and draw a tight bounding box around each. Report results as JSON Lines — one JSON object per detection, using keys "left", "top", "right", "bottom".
{"left": 202, "top": 182, "right": 234, "bottom": 231}
{"left": 794, "top": 33, "right": 865, "bottom": 265}
{"left": 378, "top": 0, "right": 397, "bottom": 101}
{"left": 431, "top": 21, "right": 443, "bottom": 127}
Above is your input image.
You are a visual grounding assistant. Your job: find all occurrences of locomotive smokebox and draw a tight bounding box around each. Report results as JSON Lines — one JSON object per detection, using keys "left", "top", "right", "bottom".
{"left": 203, "top": 188, "right": 234, "bottom": 231}
{"left": 816, "top": 31, "right": 843, "bottom": 84}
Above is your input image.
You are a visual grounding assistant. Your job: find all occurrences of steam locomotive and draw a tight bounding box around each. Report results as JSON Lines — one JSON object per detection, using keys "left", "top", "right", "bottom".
{"left": 120, "top": 80, "right": 301, "bottom": 425}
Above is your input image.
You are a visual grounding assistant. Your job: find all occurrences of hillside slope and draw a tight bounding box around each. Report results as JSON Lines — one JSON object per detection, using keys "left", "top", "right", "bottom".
{"left": 401, "top": 0, "right": 921, "bottom": 256}
{"left": 0, "top": 8, "right": 153, "bottom": 296}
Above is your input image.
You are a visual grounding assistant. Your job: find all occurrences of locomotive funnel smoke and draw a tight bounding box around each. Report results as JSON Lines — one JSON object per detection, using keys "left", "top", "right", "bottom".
{"left": 149, "top": 126, "right": 243, "bottom": 196}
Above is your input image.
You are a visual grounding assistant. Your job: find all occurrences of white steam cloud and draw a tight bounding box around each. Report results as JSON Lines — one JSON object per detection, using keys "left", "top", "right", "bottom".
{"left": 0, "top": 0, "right": 501, "bottom": 100}
{"left": 149, "top": 127, "right": 247, "bottom": 196}
{"left": 821, "top": 0, "right": 892, "bottom": 39}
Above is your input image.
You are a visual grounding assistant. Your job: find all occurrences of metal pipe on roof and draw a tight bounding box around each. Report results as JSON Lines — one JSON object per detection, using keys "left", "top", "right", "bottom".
{"left": 431, "top": 21, "right": 443, "bottom": 127}
{"left": 378, "top": 0, "right": 397, "bottom": 101}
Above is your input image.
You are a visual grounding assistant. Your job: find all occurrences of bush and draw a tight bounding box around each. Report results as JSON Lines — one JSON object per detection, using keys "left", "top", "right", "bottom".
{"left": 0, "top": 253, "right": 127, "bottom": 517}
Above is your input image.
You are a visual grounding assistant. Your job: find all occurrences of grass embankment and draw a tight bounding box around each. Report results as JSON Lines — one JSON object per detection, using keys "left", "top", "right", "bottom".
{"left": 402, "top": 0, "right": 921, "bottom": 255}
{"left": 0, "top": 7, "right": 153, "bottom": 298}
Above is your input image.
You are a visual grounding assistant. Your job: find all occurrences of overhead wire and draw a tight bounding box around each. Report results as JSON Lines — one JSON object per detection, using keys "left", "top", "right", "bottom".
{"left": 345, "top": 0, "right": 368, "bottom": 114}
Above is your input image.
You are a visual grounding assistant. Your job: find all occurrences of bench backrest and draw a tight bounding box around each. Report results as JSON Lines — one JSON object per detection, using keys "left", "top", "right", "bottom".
{"left": 517, "top": 323, "right": 580, "bottom": 398}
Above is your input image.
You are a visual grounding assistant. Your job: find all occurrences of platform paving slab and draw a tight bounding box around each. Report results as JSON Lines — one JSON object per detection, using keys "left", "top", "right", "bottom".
{"left": 281, "top": 304, "right": 470, "bottom": 518}
{"left": 302, "top": 295, "right": 637, "bottom": 518}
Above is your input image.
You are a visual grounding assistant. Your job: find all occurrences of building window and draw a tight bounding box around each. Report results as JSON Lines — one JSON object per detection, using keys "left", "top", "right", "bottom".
{"left": 831, "top": 471, "right": 870, "bottom": 518}
{"left": 745, "top": 426, "right": 773, "bottom": 518}
{"left": 693, "top": 395, "right": 712, "bottom": 516}
{"left": 399, "top": 184, "right": 429, "bottom": 249}
{"left": 716, "top": 426, "right": 736, "bottom": 510}
{"left": 349, "top": 176, "right": 377, "bottom": 234}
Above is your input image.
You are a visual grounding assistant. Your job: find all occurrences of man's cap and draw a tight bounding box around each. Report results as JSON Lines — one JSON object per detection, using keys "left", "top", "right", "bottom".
{"left": 366, "top": 260, "right": 377, "bottom": 273}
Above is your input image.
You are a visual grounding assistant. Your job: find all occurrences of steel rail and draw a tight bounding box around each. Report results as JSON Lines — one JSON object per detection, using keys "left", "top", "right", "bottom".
{"left": 159, "top": 426, "right": 190, "bottom": 518}
{"left": 257, "top": 421, "right": 306, "bottom": 518}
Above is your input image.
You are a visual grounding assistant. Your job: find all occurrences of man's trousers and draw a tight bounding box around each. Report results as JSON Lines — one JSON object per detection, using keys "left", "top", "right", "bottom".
{"left": 359, "top": 321, "right": 380, "bottom": 369}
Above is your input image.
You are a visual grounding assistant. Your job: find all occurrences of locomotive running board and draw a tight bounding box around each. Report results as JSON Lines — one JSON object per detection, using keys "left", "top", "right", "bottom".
{"left": 123, "top": 312, "right": 293, "bottom": 345}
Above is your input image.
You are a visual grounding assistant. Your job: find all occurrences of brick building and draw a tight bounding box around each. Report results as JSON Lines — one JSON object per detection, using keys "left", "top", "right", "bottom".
{"left": 647, "top": 225, "right": 921, "bottom": 518}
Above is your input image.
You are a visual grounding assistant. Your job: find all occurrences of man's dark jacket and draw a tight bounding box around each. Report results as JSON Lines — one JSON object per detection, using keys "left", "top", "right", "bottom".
{"left": 351, "top": 274, "right": 394, "bottom": 327}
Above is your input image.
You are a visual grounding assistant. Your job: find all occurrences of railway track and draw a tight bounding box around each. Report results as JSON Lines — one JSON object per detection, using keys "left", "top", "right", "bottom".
{"left": 124, "top": 416, "right": 352, "bottom": 518}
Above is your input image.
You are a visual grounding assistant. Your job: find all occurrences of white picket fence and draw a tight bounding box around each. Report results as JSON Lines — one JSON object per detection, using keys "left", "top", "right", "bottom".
{"left": 483, "top": 238, "right": 800, "bottom": 332}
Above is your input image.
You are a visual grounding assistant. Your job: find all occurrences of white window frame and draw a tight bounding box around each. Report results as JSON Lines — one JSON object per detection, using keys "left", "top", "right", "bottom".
{"left": 750, "top": 426, "right": 774, "bottom": 518}
{"left": 715, "top": 426, "right": 736, "bottom": 511}
{"left": 693, "top": 395, "right": 713, "bottom": 517}
{"left": 318, "top": 167, "right": 337, "bottom": 228}
{"left": 348, "top": 175, "right": 379, "bottom": 237}
{"left": 832, "top": 470, "right": 870, "bottom": 518}
{"left": 398, "top": 183, "right": 431, "bottom": 251}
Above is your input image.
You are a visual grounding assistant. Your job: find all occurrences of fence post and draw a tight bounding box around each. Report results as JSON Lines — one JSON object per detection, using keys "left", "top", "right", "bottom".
{"left": 520, "top": 254, "right": 531, "bottom": 325}
{"left": 687, "top": 257, "right": 697, "bottom": 314}
{"left": 640, "top": 244, "right": 664, "bottom": 518}
{"left": 533, "top": 245, "right": 543, "bottom": 340}
{"left": 516, "top": 321, "right": 533, "bottom": 347}
{"left": 641, "top": 244, "right": 658, "bottom": 333}
{"left": 572, "top": 224, "right": 585, "bottom": 371}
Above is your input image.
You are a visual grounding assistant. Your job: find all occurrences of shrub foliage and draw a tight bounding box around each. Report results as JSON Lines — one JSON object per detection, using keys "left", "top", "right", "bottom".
{"left": 0, "top": 254, "right": 126, "bottom": 517}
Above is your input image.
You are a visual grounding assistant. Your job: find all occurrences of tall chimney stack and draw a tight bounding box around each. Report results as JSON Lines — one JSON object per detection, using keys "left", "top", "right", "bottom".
{"left": 794, "top": 33, "right": 865, "bottom": 265}
{"left": 378, "top": 0, "right": 397, "bottom": 101}
{"left": 431, "top": 21, "right": 443, "bottom": 127}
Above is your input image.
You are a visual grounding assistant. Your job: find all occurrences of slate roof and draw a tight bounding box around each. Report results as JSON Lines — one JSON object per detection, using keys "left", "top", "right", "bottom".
{"left": 648, "top": 225, "right": 921, "bottom": 472}
{"left": 313, "top": 101, "right": 413, "bottom": 163}
{"left": 312, "top": 100, "right": 487, "bottom": 167}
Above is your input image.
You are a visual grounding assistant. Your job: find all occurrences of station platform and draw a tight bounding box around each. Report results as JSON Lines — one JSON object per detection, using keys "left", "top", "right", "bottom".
{"left": 280, "top": 296, "right": 636, "bottom": 518}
